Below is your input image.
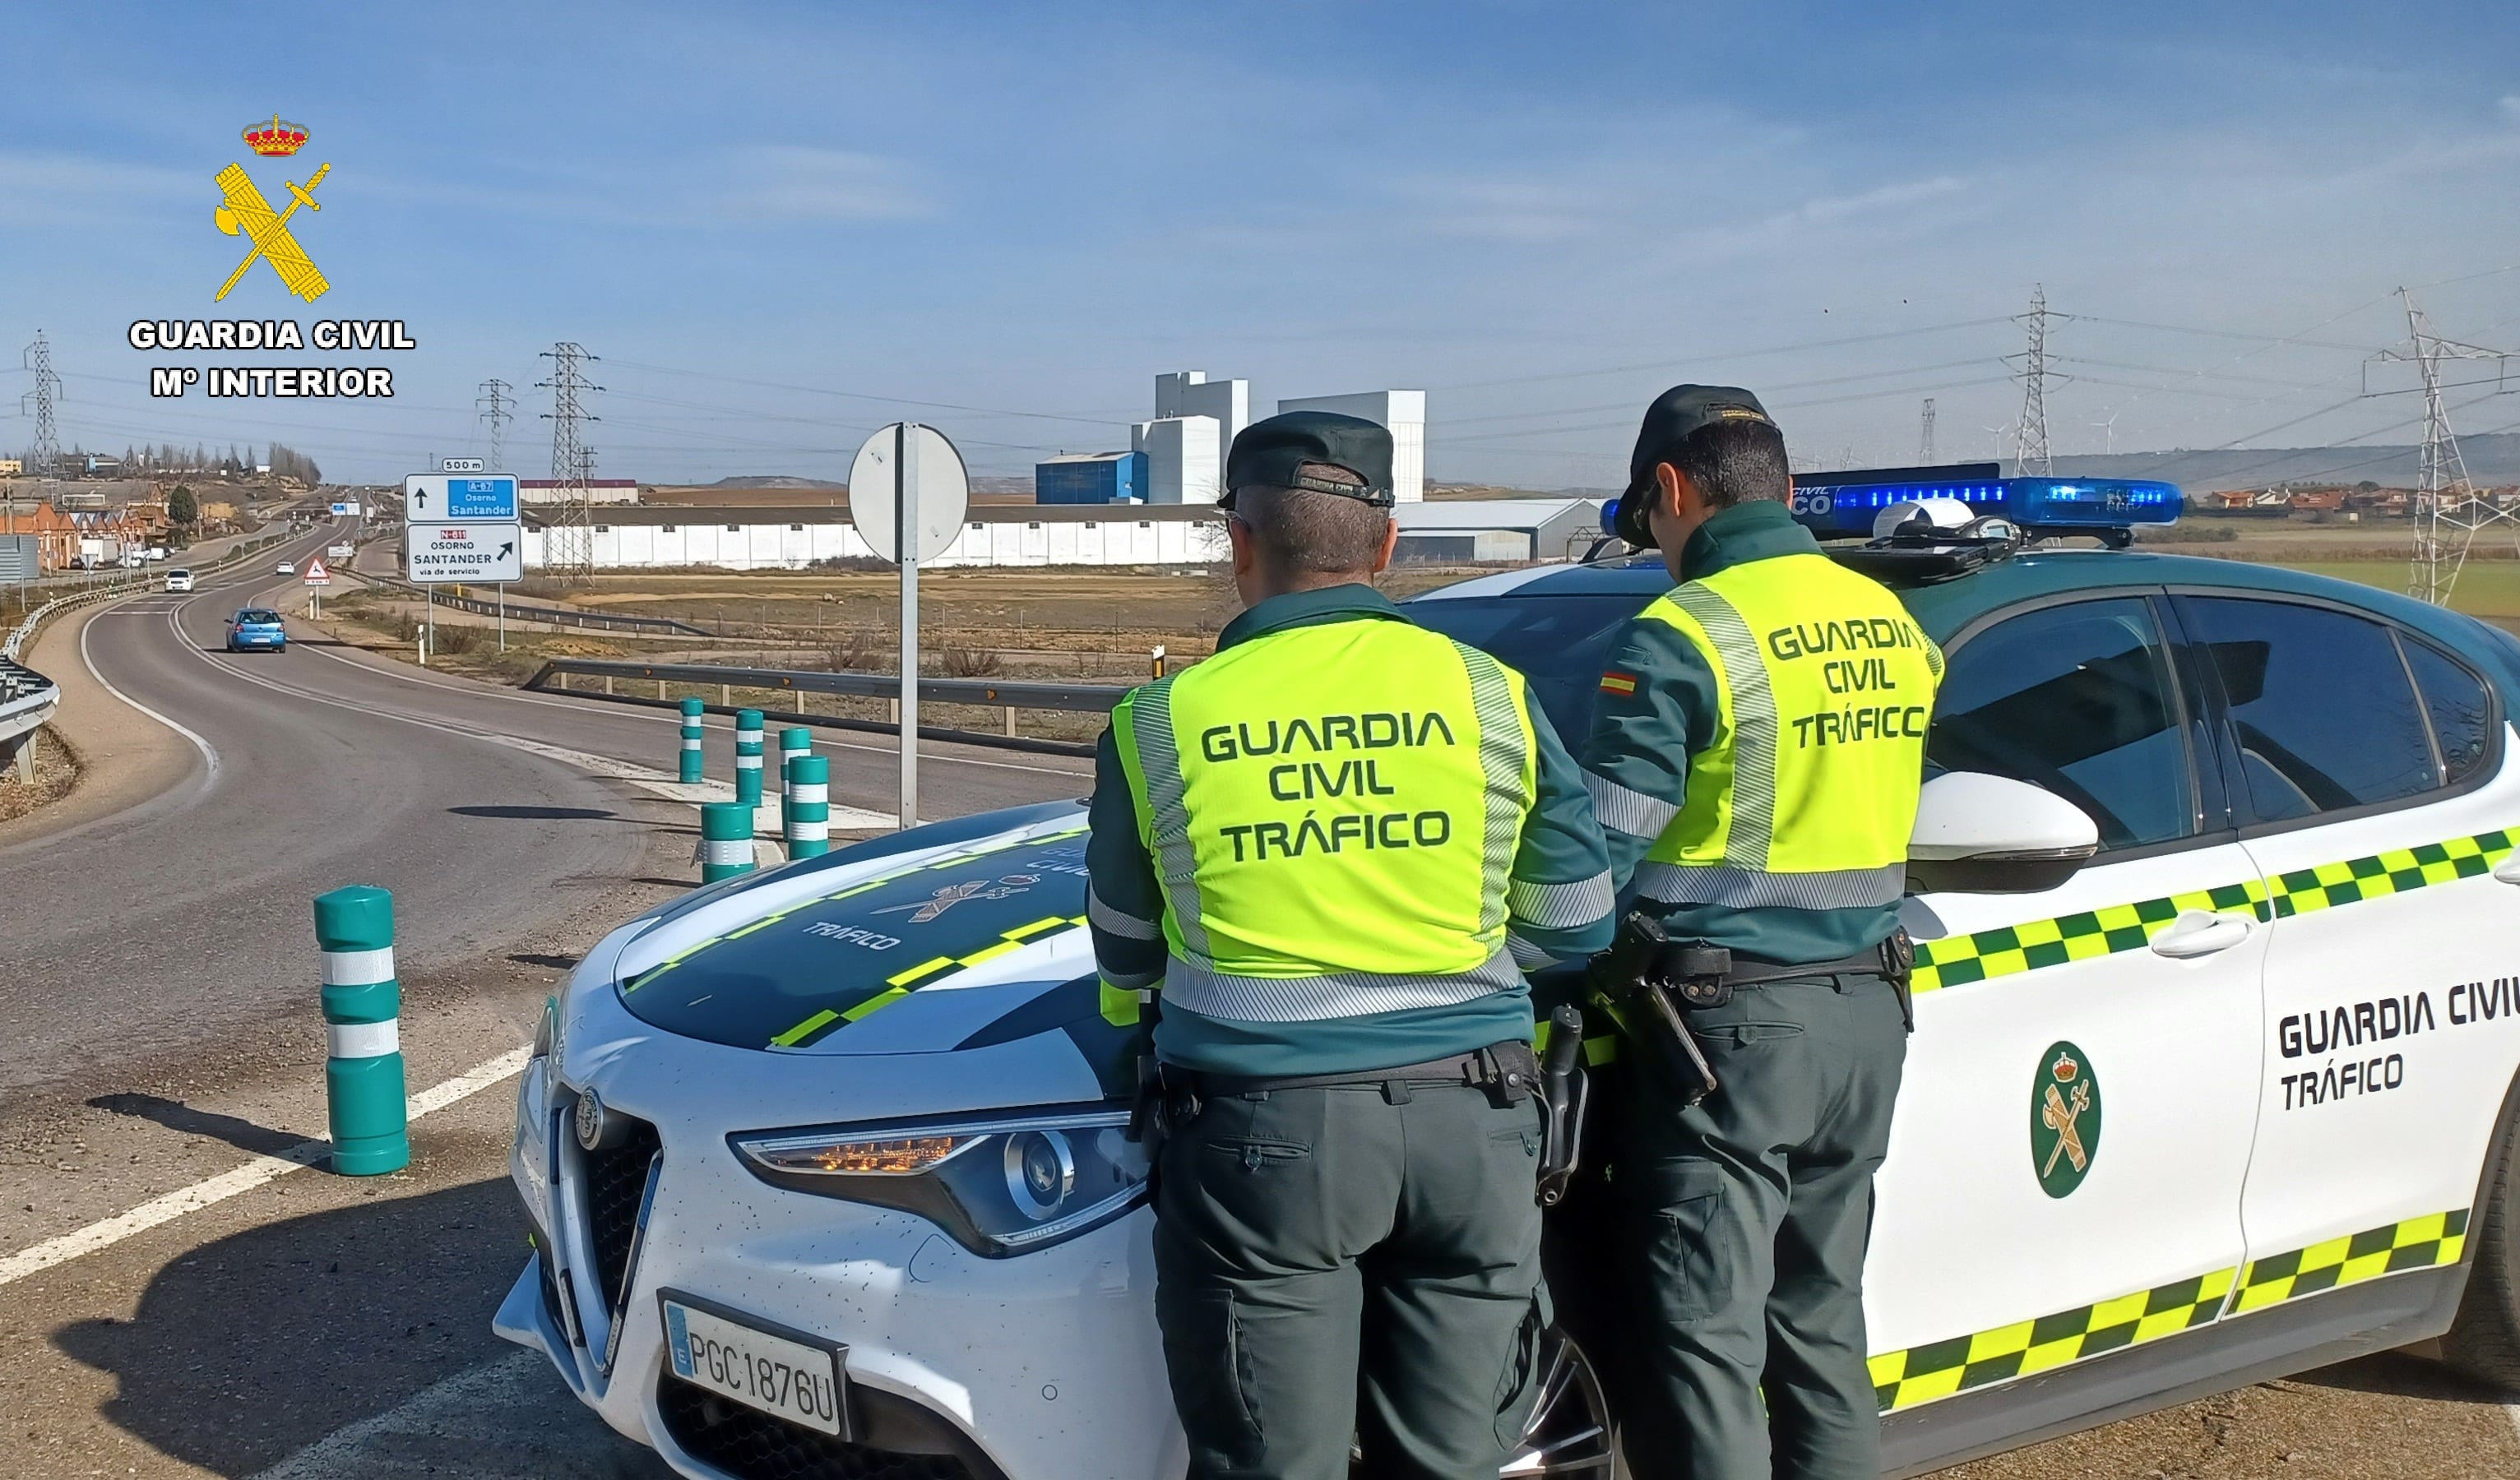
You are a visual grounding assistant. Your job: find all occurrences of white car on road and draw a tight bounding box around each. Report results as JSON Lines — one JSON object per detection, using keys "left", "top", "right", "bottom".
{"left": 502, "top": 479, "right": 2520, "bottom": 1478}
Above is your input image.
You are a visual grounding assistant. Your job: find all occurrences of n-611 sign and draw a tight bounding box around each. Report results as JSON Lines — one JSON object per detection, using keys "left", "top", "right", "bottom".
{"left": 406, "top": 521, "right": 523, "bottom": 583}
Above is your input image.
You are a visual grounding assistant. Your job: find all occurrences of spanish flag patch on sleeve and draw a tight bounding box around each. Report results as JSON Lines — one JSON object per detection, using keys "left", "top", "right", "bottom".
{"left": 1600, "top": 671, "right": 1638, "bottom": 696}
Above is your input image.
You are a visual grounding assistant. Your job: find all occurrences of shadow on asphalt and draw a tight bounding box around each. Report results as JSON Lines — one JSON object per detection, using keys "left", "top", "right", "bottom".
{"left": 84, "top": 1093, "right": 306, "bottom": 1159}
{"left": 51, "top": 1176, "right": 656, "bottom": 1478}
{"left": 2291, "top": 1348, "right": 2520, "bottom": 1404}
{"left": 509, "top": 952, "right": 582, "bottom": 970}
{"left": 447, "top": 806, "right": 623, "bottom": 822}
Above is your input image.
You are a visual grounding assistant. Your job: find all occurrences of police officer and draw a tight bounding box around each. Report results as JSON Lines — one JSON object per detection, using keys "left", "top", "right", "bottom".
{"left": 1581, "top": 387, "right": 1942, "bottom": 1479}
{"left": 1086, "top": 411, "right": 1616, "bottom": 1480}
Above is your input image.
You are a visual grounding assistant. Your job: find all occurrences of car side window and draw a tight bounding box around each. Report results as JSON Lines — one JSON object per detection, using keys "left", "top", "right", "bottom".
{"left": 1929, "top": 597, "right": 2197, "bottom": 849}
{"left": 2177, "top": 597, "right": 2439, "bottom": 823}
{"left": 2401, "top": 636, "right": 2495, "bottom": 787}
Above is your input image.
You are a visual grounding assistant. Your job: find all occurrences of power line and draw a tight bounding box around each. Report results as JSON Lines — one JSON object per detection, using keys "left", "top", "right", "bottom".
{"left": 2373, "top": 289, "right": 2515, "bottom": 605}
{"left": 21, "top": 333, "right": 60, "bottom": 478}
{"left": 478, "top": 378, "right": 513, "bottom": 469}
{"left": 2010, "top": 285, "right": 2062, "bottom": 476}
{"left": 537, "top": 343, "right": 601, "bottom": 581}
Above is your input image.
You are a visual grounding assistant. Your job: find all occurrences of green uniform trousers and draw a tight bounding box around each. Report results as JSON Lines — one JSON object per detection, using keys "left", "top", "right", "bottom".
{"left": 1615, "top": 974, "right": 1907, "bottom": 1480}
{"left": 1153, "top": 1079, "right": 1550, "bottom": 1480}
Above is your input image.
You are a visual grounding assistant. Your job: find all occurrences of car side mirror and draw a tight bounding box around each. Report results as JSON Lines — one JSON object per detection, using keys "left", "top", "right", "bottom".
{"left": 1906, "top": 771, "right": 2101, "bottom": 895}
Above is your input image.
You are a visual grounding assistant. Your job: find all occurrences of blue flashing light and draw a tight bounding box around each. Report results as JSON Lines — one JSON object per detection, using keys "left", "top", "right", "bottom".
{"left": 1788, "top": 475, "right": 2182, "bottom": 539}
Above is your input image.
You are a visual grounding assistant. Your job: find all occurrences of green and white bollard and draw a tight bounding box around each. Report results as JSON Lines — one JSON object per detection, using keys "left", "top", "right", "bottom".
{"left": 314, "top": 885, "right": 409, "bottom": 1176}
{"left": 699, "top": 801, "right": 757, "bottom": 882}
{"left": 786, "top": 754, "right": 830, "bottom": 859}
{"left": 679, "top": 696, "right": 705, "bottom": 784}
{"left": 777, "top": 727, "right": 813, "bottom": 835}
{"left": 734, "top": 710, "right": 766, "bottom": 806}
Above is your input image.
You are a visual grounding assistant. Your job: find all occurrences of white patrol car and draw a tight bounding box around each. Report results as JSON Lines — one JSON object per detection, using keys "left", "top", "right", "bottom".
{"left": 498, "top": 471, "right": 2520, "bottom": 1478}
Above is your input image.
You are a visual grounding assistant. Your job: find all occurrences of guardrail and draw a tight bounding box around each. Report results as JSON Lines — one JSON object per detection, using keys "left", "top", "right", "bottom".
{"left": 349, "top": 570, "right": 710, "bottom": 636}
{"left": 521, "top": 656, "right": 1129, "bottom": 759}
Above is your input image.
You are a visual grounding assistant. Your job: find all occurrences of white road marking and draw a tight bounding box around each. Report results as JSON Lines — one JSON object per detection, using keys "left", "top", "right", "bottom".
{"left": 80, "top": 595, "right": 222, "bottom": 789}
{"left": 0, "top": 1048, "right": 530, "bottom": 1288}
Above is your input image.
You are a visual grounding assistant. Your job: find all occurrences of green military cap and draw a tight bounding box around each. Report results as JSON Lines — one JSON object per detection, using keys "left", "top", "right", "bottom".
{"left": 1221, "top": 411, "right": 1395, "bottom": 511}
{"left": 1614, "top": 385, "right": 1778, "bottom": 548}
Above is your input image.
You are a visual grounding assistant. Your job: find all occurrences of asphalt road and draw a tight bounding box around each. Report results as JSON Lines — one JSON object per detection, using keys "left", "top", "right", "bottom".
{"left": 2, "top": 513, "right": 2515, "bottom": 1479}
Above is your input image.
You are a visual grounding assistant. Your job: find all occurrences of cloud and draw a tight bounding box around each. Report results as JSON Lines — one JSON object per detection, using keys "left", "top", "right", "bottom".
{"left": 2503, "top": 95, "right": 2520, "bottom": 120}
{"left": 714, "top": 146, "right": 929, "bottom": 222}
{"left": 1388, "top": 176, "right": 1604, "bottom": 243}
{"left": 0, "top": 150, "right": 197, "bottom": 224}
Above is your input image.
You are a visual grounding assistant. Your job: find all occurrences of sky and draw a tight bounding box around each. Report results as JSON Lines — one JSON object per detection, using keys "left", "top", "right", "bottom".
{"left": 2, "top": 1, "right": 2518, "bottom": 488}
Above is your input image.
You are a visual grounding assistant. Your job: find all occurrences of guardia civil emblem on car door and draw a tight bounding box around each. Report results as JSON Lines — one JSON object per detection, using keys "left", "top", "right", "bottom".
{"left": 2030, "top": 1042, "right": 2101, "bottom": 1198}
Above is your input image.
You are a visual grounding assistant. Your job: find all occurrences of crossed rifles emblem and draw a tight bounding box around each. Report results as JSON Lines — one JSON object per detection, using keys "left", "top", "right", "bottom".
{"left": 214, "top": 117, "right": 331, "bottom": 303}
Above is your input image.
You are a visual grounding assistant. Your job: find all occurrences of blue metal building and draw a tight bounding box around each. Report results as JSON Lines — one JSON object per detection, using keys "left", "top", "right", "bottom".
{"left": 1035, "top": 451, "right": 1147, "bottom": 505}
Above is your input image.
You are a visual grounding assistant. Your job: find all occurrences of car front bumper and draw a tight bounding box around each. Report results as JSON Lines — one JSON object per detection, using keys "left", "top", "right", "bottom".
{"left": 498, "top": 966, "right": 1183, "bottom": 1480}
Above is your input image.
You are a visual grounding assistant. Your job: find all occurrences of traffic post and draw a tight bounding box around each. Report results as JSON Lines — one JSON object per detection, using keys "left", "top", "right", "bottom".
{"left": 679, "top": 696, "right": 704, "bottom": 784}
{"left": 778, "top": 727, "right": 812, "bottom": 834}
{"left": 786, "top": 755, "right": 830, "bottom": 859}
{"left": 313, "top": 885, "right": 409, "bottom": 1176}
{"left": 734, "top": 710, "right": 766, "bottom": 806}
{"left": 698, "top": 802, "right": 756, "bottom": 882}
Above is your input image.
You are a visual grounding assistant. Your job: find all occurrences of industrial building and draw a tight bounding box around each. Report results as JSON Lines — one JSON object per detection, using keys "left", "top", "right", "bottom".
{"left": 521, "top": 479, "right": 641, "bottom": 506}
{"left": 1279, "top": 391, "right": 1426, "bottom": 502}
{"left": 517, "top": 504, "right": 1226, "bottom": 571}
{"left": 1035, "top": 451, "right": 1148, "bottom": 504}
{"left": 1390, "top": 498, "right": 1603, "bottom": 563}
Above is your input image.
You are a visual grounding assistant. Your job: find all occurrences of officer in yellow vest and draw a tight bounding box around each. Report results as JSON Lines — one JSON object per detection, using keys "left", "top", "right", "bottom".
{"left": 1086, "top": 411, "right": 1616, "bottom": 1479}
{"left": 1581, "top": 387, "right": 1942, "bottom": 1480}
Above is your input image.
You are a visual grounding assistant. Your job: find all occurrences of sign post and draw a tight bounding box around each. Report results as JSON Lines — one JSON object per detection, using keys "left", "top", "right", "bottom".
{"left": 848, "top": 423, "right": 970, "bottom": 830}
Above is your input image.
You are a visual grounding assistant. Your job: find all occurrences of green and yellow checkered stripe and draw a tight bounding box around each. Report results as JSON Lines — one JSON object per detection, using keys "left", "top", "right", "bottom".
{"left": 2231, "top": 1209, "right": 2469, "bottom": 1314}
{"left": 770, "top": 913, "right": 1089, "bottom": 1048}
{"left": 1910, "top": 824, "right": 2517, "bottom": 997}
{"left": 2263, "top": 831, "right": 2514, "bottom": 919}
{"left": 1869, "top": 1268, "right": 2235, "bottom": 1414}
{"left": 1911, "top": 882, "right": 2265, "bottom": 996}
{"left": 628, "top": 826, "right": 1089, "bottom": 991}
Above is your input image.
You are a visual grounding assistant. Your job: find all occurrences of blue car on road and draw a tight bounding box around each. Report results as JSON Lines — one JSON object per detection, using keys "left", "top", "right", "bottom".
{"left": 225, "top": 608, "right": 287, "bottom": 652}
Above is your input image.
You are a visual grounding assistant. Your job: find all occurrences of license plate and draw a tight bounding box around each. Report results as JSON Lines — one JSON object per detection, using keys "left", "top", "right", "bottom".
{"left": 660, "top": 1293, "right": 848, "bottom": 1436}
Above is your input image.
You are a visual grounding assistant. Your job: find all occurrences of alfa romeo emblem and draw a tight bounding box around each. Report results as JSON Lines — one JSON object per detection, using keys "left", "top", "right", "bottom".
{"left": 2030, "top": 1042, "right": 2101, "bottom": 1199}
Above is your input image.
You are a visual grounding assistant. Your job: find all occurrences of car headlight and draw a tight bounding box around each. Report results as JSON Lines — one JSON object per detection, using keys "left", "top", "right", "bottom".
{"left": 730, "top": 1107, "right": 1148, "bottom": 1258}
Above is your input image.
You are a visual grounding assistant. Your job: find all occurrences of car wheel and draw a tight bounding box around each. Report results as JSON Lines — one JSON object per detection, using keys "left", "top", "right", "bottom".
{"left": 1346, "top": 1328, "right": 1620, "bottom": 1478}
{"left": 2444, "top": 1082, "right": 2520, "bottom": 1390}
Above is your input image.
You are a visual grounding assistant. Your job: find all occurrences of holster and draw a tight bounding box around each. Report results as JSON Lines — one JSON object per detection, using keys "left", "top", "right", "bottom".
{"left": 1587, "top": 913, "right": 1721, "bottom": 1107}
{"left": 1881, "top": 927, "right": 1916, "bottom": 1034}
{"left": 1535, "top": 1004, "right": 1590, "bottom": 1206}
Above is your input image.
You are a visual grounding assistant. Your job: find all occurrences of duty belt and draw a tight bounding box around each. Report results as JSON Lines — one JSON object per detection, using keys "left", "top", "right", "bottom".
{"left": 1160, "top": 1042, "right": 1540, "bottom": 1105}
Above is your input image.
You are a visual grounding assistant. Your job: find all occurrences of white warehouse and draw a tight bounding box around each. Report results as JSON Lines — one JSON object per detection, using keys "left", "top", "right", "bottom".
{"left": 519, "top": 505, "right": 1229, "bottom": 571}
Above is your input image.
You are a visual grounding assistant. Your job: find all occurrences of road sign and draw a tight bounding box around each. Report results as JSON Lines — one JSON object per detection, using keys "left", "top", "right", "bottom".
{"left": 329, "top": 542, "right": 354, "bottom": 558}
{"left": 340, "top": 500, "right": 363, "bottom": 516}
{"left": 849, "top": 424, "right": 969, "bottom": 565}
{"left": 442, "top": 457, "right": 487, "bottom": 473}
{"left": 403, "top": 474, "right": 518, "bottom": 523}
{"left": 405, "top": 521, "right": 523, "bottom": 584}
{"left": 848, "top": 423, "right": 971, "bottom": 831}
{"left": 329, "top": 501, "right": 350, "bottom": 516}
{"left": 303, "top": 557, "right": 333, "bottom": 586}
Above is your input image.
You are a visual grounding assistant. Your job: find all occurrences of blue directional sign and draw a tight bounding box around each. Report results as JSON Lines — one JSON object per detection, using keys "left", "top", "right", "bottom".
{"left": 402, "top": 473, "right": 518, "bottom": 523}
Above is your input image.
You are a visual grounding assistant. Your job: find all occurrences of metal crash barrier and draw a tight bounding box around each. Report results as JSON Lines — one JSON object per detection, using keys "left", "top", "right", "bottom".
{"left": 522, "top": 656, "right": 1129, "bottom": 760}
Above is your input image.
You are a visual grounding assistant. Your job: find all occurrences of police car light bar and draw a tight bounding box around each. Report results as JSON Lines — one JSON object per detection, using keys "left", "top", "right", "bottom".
{"left": 1786, "top": 474, "right": 2184, "bottom": 542}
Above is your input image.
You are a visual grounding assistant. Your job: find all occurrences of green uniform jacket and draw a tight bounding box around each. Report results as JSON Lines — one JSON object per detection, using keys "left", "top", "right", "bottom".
{"left": 1087, "top": 584, "right": 1615, "bottom": 1076}
{"left": 1582, "top": 500, "right": 1925, "bottom": 963}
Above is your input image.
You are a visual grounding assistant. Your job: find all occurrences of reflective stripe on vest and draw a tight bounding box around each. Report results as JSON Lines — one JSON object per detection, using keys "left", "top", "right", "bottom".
{"left": 1637, "top": 553, "right": 1942, "bottom": 909}
{"left": 1114, "top": 617, "right": 1539, "bottom": 1024}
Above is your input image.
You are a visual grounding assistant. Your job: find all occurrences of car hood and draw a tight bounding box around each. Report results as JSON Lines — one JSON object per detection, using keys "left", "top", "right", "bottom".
{"left": 604, "top": 800, "right": 1128, "bottom": 1089}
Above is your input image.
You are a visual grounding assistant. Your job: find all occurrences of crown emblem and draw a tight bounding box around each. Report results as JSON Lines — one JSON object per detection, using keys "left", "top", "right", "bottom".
{"left": 243, "top": 114, "right": 309, "bottom": 157}
{"left": 2051, "top": 1050, "right": 2080, "bottom": 1083}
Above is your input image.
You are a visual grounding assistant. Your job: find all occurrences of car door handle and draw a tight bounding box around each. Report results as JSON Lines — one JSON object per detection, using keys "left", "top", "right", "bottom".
{"left": 2151, "top": 908, "right": 2254, "bottom": 959}
{"left": 2496, "top": 856, "right": 2520, "bottom": 886}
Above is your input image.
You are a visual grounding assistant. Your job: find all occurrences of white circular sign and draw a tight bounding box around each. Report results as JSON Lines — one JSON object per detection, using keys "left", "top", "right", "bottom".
{"left": 850, "top": 423, "right": 970, "bottom": 565}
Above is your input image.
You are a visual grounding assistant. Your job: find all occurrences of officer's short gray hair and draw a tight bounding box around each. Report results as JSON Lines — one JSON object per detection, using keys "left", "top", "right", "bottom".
{"left": 1671, "top": 421, "right": 1792, "bottom": 509}
{"left": 1231, "top": 463, "right": 1392, "bottom": 576}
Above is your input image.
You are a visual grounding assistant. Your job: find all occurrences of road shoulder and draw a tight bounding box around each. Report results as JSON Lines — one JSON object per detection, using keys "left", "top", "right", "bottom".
{"left": 0, "top": 600, "right": 195, "bottom": 851}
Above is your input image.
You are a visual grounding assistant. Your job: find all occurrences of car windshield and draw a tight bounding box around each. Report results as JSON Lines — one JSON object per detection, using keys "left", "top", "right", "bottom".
{"left": 168, "top": 570, "right": 190, "bottom": 578}
{"left": 238, "top": 609, "right": 280, "bottom": 625}
{"left": 1403, "top": 592, "right": 1651, "bottom": 745}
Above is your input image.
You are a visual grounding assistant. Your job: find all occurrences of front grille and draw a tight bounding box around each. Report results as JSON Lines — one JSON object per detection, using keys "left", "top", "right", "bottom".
{"left": 582, "top": 1115, "right": 661, "bottom": 1312}
{"left": 658, "top": 1376, "right": 977, "bottom": 1480}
